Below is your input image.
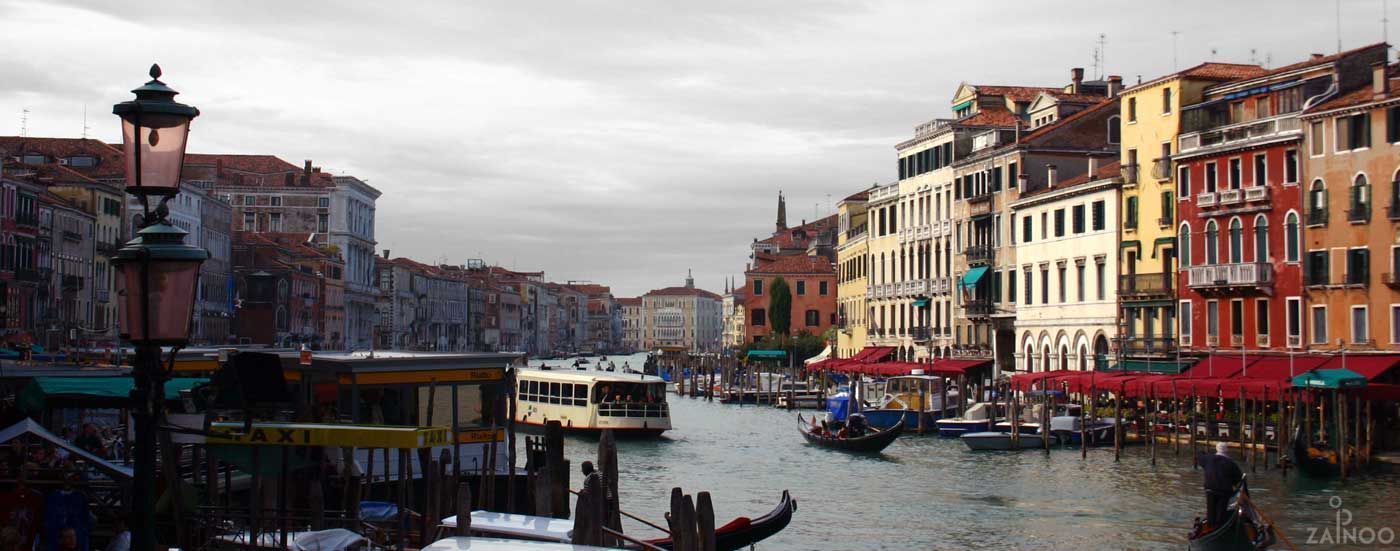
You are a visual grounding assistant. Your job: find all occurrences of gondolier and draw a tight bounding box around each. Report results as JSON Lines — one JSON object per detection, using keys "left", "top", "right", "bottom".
{"left": 1198, "top": 442, "right": 1243, "bottom": 528}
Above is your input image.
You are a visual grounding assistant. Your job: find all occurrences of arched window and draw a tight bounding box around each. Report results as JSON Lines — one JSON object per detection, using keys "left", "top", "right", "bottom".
{"left": 1093, "top": 335, "right": 1110, "bottom": 371}
{"left": 1228, "top": 218, "right": 1243, "bottom": 263}
{"left": 275, "top": 306, "right": 288, "bottom": 331}
{"left": 1253, "top": 215, "right": 1269, "bottom": 262}
{"left": 1350, "top": 174, "right": 1371, "bottom": 222}
{"left": 277, "top": 280, "right": 289, "bottom": 301}
{"left": 1024, "top": 341, "right": 1035, "bottom": 372}
{"left": 1078, "top": 344, "right": 1088, "bottom": 370}
{"left": 1285, "top": 211, "right": 1300, "bottom": 262}
{"left": 1179, "top": 223, "right": 1192, "bottom": 267}
{"left": 1205, "top": 220, "right": 1219, "bottom": 265}
{"left": 1309, "top": 179, "right": 1327, "bottom": 225}
{"left": 1107, "top": 115, "right": 1121, "bottom": 144}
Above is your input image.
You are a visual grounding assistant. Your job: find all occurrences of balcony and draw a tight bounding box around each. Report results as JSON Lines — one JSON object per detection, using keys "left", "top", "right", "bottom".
{"left": 1152, "top": 158, "right": 1172, "bottom": 181}
{"left": 1121, "top": 164, "right": 1139, "bottom": 186}
{"left": 1307, "top": 208, "right": 1328, "bottom": 226}
{"left": 964, "top": 244, "right": 995, "bottom": 266}
{"left": 865, "top": 287, "right": 875, "bottom": 299}
{"left": 1345, "top": 270, "right": 1369, "bottom": 287}
{"left": 911, "top": 327, "right": 931, "bottom": 342}
{"left": 61, "top": 230, "right": 82, "bottom": 243}
{"left": 906, "top": 279, "right": 929, "bottom": 296}
{"left": 1385, "top": 272, "right": 1400, "bottom": 290}
{"left": 1217, "top": 188, "right": 1242, "bottom": 206}
{"left": 61, "top": 275, "right": 83, "bottom": 291}
{"left": 1287, "top": 335, "right": 1302, "bottom": 349}
{"left": 14, "top": 268, "right": 40, "bottom": 282}
{"left": 1187, "top": 262, "right": 1273, "bottom": 293}
{"left": 941, "top": 221, "right": 950, "bottom": 235}
{"left": 1114, "top": 336, "right": 1177, "bottom": 356}
{"left": 1177, "top": 113, "right": 1303, "bottom": 157}
{"left": 916, "top": 225, "right": 931, "bottom": 240}
{"left": 965, "top": 298, "right": 994, "bottom": 318}
{"left": 968, "top": 191, "right": 993, "bottom": 204}
{"left": 845, "top": 223, "right": 868, "bottom": 241}
{"left": 1244, "top": 186, "right": 1269, "bottom": 203}
{"left": 1197, "top": 192, "right": 1218, "bottom": 207}
{"left": 96, "top": 241, "right": 120, "bottom": 256}
{"left": 1347, "top": 204, "right": 1371, "bottom": 223}
{"left": 1158, "top": 216, "right": 1173, "bottom": 227}
{"left": 1119, "top": 272, "right": 1174, "bottom": 300}
{"left": 932, "top": 277, "right": 951, "bottom": 295}
{"left": 95, "top": 289, "right": 110, "bottom": 302}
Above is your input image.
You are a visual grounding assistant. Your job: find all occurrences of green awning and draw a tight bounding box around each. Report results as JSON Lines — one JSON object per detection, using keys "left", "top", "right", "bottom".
{"left": 746, "top": 350, "right": 788, "bottom": 360}
{"left": 1152, "top": 237, "right": 1176, "bottom": 259}
{"left": 19, "top": 376, "right": 208, "bottom": 413}
{"left": 951, "top": 99, "right": 973, "bottom": 113}
{"left": 962, "top": 266, "right": 989, "bottom": 289}
{"left": 1292, "top": 368, "right": 1368, "bottom": 389}
{"left": 912, "top": 298, "right": 931, "bottom": 307}
{"left": 1120, "top": 240, "right": 1141, "bottom": 249}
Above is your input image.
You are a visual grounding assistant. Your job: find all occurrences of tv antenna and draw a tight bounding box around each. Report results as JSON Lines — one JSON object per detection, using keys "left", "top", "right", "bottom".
{"left": 82, "top": 104, "right": 90, "bottom": 139}
{"left": 20, "top": 108, "right": 28, "bottom": 137}
{"left": 1171, "top": 31, "right": 1181, "bottom": 70}
{"left": 1095, "top": 33, "right": 1107, "bottom": 79}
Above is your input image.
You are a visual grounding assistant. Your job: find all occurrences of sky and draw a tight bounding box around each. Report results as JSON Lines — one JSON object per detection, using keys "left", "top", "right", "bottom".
{"left": 0, "top": 0, "right": 1392, "bottom": 297}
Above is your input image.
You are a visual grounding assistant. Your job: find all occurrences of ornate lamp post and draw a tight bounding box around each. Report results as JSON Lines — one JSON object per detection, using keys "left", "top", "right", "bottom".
{"left": 111, "top": 64, "right": 208, "bottom": 551}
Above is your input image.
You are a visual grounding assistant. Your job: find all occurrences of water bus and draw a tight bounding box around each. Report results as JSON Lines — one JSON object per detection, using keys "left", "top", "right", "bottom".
{"left": 514, "top": 368, "right": 671, "bottom": 437}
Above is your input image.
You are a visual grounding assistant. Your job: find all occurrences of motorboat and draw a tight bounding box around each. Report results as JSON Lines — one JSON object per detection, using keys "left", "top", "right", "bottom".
{"left": 934, "top": 402, "right": 996, "bottom": 437}
{"left": 1048, "top": 415, "right": 1117, "bottom": 446}
{"left": 961, "top": 430, "right": 1059, "bottom": 451}
{"left": 859, "top": 374, "right": 959, "bottom": 430}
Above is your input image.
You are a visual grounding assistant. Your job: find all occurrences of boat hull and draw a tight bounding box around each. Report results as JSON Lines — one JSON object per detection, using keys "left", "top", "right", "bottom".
{"left": 799, "top": 419, "right": 903, "bottom": 453}
{"left": 514, "top": 419, "right": 668, "bottom": 438}
{"left": 961, "top": 431, "right": 1057, "bottom": 451}
{"left": 646, "top": 491, "right": 797, "bottom": 551}
{"left": 1187, "top": 509, "right": 1258, "bottom": 551}
{"left": 861, "top": 409, "right": 946, "bottom": 430}
{"left": 934, "top": 419, "right": 992, "bottom": 438}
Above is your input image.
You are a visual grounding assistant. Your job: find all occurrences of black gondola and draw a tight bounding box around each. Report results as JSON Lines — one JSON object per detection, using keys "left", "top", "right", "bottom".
{"left": 798, "top": 414, "right": 904, "bottom": 453}
{"left": 1291, "top": 426, "right": 1343, "bottom": 478}
{"left": 1187, "top": 479, "right": 1275, "bottom": 551}
{"left": 641, "top": 490, "right": 797, "bottom": 551}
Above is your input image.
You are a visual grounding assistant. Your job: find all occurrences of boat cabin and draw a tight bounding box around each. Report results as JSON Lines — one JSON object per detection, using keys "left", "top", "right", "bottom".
{"left": 515, "top": 369, "right": 671, "bottom": 435}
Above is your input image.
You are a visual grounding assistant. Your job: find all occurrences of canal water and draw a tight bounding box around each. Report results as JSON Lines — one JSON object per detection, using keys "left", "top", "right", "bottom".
{"left": 533, "top": 354, "right": 1400, "bottom": 550}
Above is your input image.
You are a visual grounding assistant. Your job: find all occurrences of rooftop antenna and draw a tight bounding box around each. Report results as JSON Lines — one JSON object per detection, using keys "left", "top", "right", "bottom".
{"left": 1387, "top": 0, "right": 1393, "bottom": 61}
{"left": 20, "top": 108, "right": 28, "bottom": 137}
{"left": 1171, "top": 31, "right": 1181, "bottom": 70}
{"left": 1249, "top": 48, "right": 1258, "bottom": 65}
{"left": 1096, "top": 33, "right": 1107, "bottom": 79}
{"left": 1337, "top": 0, "right": 1344, "bottom": 53}
{"left": 1210, "top": 47, "right": 1218, "bottom": 60}
{"left": 81, "top": 104, "right": 89, "bottom": 139}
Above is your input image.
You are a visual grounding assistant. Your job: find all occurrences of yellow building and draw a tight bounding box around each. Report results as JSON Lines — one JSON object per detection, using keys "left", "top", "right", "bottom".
{"left": 1116, "top": 63, "right": 1265, "bottom": 360}
{"left": 836, "top": 189, "right": 870, "bottom": 358}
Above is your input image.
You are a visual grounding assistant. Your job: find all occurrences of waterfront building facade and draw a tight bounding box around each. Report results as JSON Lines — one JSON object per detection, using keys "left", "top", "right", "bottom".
{"left": 619, "top": 297, "right": 643, "bottom": 352}
{"left": 330, "top": 175, "right": 381, "bottom": 351}
{"left": 744, "top": 254, "right": 836, "bottom": 344}
{"left": 1298, "top": 59, "right": 1400, "bottom": 351}
{"left": 1009, "top": 161, "right": 1120, "bottom": 372}
{"left": 835, "top": 190, "right": 870, "bottom": 358}
{"left": 642, "top": 275, "right": 723, "bottom": 353}
{"left": 1115, "top": 62, "right": 1266, "bottom": 363}
{"left": 1176, "top": 45, "right": 1386, "bottom": 354}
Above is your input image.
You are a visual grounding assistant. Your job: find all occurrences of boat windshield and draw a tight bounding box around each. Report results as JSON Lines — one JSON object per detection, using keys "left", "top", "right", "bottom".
{"left": 592, "top": 381, "right": 666, "bottom": 404}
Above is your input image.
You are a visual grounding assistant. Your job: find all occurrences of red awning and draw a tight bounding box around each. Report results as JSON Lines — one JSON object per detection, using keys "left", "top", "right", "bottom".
{"left": 1359, "top": 383, "right": 1400, "bottom": 401}
{"left": 1318, "top": 354, "right": 1400, "bottom": 381}
{"left": 850, "top": 346, "right": 895, "bottom": 363}
{"left": 1009, "top": 369, "right": 1078, "bottom": 390}
{"left": 805, "top": 358, "right": 848, "bottom": 372}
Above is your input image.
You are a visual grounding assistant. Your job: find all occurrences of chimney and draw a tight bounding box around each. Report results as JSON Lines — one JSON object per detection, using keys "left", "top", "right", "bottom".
{"left": 216, "top": 158, "right": 224, "bottom": 178}
{"left": 383, "top": 249, "right": 390, "bottom": 259}
{"left": 301, "top": 160, "right": 312, "bottom": 186}
{"left": 1070, "top": 67, "right": 1085, "bottom": 93}
{"left": 284, "top": 173, "right": 294, "bottom": 187}
{"left": 1087, "top": 156, "right": 1099, "bottom": 178}
{"left": 1107, "top": 75, "right": 1123, "bottom": 98}
{"left": 1046, "top": 164, "right": 1059, "bottom": 189}
{"left": 1374, "top": 61, "right": 1389, "bottom": 100}
{"left": 1311, "top": 53, "right": 1325, "bottom": 60}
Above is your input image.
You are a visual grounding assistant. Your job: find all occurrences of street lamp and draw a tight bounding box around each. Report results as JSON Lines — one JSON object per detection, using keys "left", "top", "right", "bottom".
{"left": 111, "top": 64, "right": 206, "bottom": 551}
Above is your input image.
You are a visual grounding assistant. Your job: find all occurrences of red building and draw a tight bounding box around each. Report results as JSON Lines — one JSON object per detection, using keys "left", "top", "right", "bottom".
{"left": 1176, "top": 44, "right": 1386, "bottom": 352}
{"left": 232, "top": 231, "right": 337, "bottom": 346}
{"left": 743, "top": 254, "right": 837, "bottom": 343}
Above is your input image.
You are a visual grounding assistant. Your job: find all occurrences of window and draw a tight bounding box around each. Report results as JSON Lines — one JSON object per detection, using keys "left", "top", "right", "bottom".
{"left": 1008, "top": 269, "right": 1017, "bottom": 304}
{"left": 1230, "top": 101, "right": 1245, "bottom": 123}
{"left": 1306, "top": 250, "right": 1329, "bottom": 285}
{"left": 269, "top": 212, "right": 282, "bottom": 232}
{"left": 1337, "top": 113, "right": 1371, "bottom": 151}
{"left": 1285, "top": 212, "right": 1300, "bottom": 261}
{"left": 1352, "top": 306, "right": 1369, "bottom": 344}
{"left": 1346, "top": 248, "right": 1370, "bottom": 285}
{"left": 1287, "top": 297, "right": 1302, "bottom": 346}
{"left": 1205, "top": 162, "right": 1218, "bottom": 193}
{"left": 1180, "top": 301, "right": 1193, "bottom": 345}
{"left": 1162, "top": 88, "right": 1173, "bottom": 114}
{"left": 1041, "top": 212, "right": 1048, "bottom": 239}
{"left": 1024, "top": 269, "right": 1033, "bottom": 305}
{"left": 1076, "top": 264, "right": 1085, "bottom": 302}
{"left": 1022, "top": 216, "right": 1033, "bottom": 243}
{"left": 1310, "top": 121, "right": 1326, "bottom": 156}
{"left": 1160, "top": 192, "right": 1173, "bottom": 225}
{"left": 1179, "top": 224, "right": 1192, "bottom": 267}
{"left": 1253, "top": 153, "right": 1267, "bottom": 186}
{"left": 243, "top": 212, "right": 255, "bottom": 231}
{"left": 1284, "top": 150, "right": 1299, "bottom": 184}
{"left": 270, "top": 196, "right": 282, "bottom": 207}
{"left": 1228, "top": 218, "right": 1243, "bottom": 263}
{"left": 1095, "top": 259, "right": 1106, "bottom": 300}
{"left": 1072, "top": 205, "right": 1085, "bottom": 233}
{"left": 1127, "top": 97, "right": 1137, "bottom": 122}
{"left": 1178, "top": 165, "right": 1191, "bottom": 198}
{"left": 1308, "top": 180, "right": 1327, "bottom": 225}
{"left": 1091, "top": 200, "right": 1105, "bottom": 231}
{"left": 805, "top": 309, "right": 820, "bottom": 327}
{"left": 1040, "top": 267, "right": 1049, "bottom": 304}
{"left": 1205, "top": 220, "right": 1219, "bottom": 264}
{"left": 244, "top": 195, "right": 255, "bottom": 206}
{"left": 1058, "top": 265, "right": 1066, "bottom": 303}
{"left": 1054, "top": 209, "right": 1065, "bottom": 237}
{"left": 1392, "top": 305, "right": 1400, "bottom": 344}
{"left": 796, "top": 280, "right": 806, "bottom": 295}
{"left": 1207, "top": 300, "right": 1219, "bottom": 338}
{"left": 1257, "top": 298, "right": 1270, "bottom": 338}
{"left": 752, "top": 279, "right": 763, "bottom": 295}
{"left": 1230, "top": 299, "right": 1244, "bottom": 341}
{"left": 1228, "top": 158, "right": 1242, "bottom": 189}
{"left": 1255, "top": 96, "right": 1271, "bottom": 119}
{"left": 1253, "top": 215, "right": 1269, "bottom": 262}
{"left": 751, "top": 309, "right": 766, "bottom": 326}
{"left": 317, "top": 213, "right": 329, "bottom": 233}
{"left": 1311, "top": 306, "right": 1328, "bottom": 344}
{"left": 1125, "top": 197, "right": 1138, "bottom": 229}
{"left": 819, "top": 281, "right": 829, "bottom": 295}
{"left": 1350, "top": 174, "right": 1371, "bottom": 221}
{"left": 1107, "top": 116, "right": 1121, "bottom": 144}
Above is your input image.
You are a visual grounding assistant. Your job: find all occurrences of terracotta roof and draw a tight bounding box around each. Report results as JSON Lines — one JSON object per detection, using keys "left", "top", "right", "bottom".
{"left": 644, "top": 286, "right": 722, "bottom": 300}
{"left": 1041, "top": 90, "right": 1106, "bottom": 104}
{"left": 238, "top": 231, "right": 339, "bottom": 261}
{"left": 972, "top": 85, "right": 1061, "bottom": 103}
{"left": 1180, "top": 62, "right": 1269, "bottom": 81}
{"left": 1305, "top": 65, "right": 1400, "bottom": 113}
{"left": 1015, "top": 98, "right": 1117, "bottom": 144}
{"left": 1018, "top": 160, "right": 1121, "bottom": 200}
{"left": 842, "top": 189, "right": 870, "bottom": 202}
{"left": 0, "top": 136, "right": 125, "bottom": 179}
{"left": 747, "top": 254, "right": 834, "bottom": 275}
{"left": 757, "top": 214, "right": 837, "bottom": 249}
{"left": 951, "top": 107, "right": 1022, "bottom": 128}
{"left": 1263, "top": 43, "right": 1386, "bottom": 78}
{"left": 185, "top": 154, "right": 301, "bottom": 174}
{"left": 617, "top": 297, "right": 642, "bottom": 306}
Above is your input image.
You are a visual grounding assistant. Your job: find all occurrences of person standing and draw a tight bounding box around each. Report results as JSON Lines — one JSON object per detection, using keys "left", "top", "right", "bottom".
{"left": 1198, "top": 442, "right": 1244, "bottom": 528}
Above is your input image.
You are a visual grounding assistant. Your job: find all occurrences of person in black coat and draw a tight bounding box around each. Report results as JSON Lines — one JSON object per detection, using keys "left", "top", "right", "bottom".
{"left": 1198, "top": 442, "right": 1244, "bottom": 528}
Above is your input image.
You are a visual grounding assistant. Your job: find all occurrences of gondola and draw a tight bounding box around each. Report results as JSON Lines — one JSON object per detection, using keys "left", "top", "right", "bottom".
{"left": 1291, "top": 426, "right": 1342, "bottom": 478}
{"left": 797, "top": 414, "right": 904, "bottom": 453}
{"left": 641, "top": 490, "right": 797, "bottom": 551}
{"left": 1187, "top": 478, "right": 1275, "bottom": 551}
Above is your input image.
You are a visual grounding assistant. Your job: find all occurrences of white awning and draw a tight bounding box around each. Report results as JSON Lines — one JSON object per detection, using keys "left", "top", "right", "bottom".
{"left": 804, "top": 345, "right": 832, "bottom": 366}
{"left": 0, "top": 418, "right": 132, "bottom": 479}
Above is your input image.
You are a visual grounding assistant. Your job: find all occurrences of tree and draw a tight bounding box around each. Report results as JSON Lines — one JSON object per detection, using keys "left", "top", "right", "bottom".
{"left": 768, "top": 276, "right": 791, "bottom": 336}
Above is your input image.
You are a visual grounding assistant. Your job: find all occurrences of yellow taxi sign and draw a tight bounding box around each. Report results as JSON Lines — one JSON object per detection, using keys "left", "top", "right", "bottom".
{"left": 209, "top": 422, "right": 450, "bottom": 449}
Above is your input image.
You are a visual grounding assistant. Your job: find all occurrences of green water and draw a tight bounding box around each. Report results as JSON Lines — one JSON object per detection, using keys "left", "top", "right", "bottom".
{"left": 536, "top": 354, "right": 1400, "bottom": 550}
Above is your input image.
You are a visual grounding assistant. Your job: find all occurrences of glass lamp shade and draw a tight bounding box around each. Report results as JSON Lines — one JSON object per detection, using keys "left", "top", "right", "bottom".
{"left": 112, "top": 222, "right": 210, "bottom": 346}
{"left": 112, "top": 64, "right": 199, "bottom": 197}
{"left": 119, "top": 114, "right": 191, "bottom": 195}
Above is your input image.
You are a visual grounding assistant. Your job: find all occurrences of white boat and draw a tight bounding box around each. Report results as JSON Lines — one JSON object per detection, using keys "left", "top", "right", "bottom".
{"left": 439, "top": 511, "right": 573, "bottom": 543}
{"left": 423, "top": 536, "right": 617, "bottom": 550}
{"left": 960, "top": 431, "right": 1059, "bottom": 451}
{"left": 515, "top": 368, "right": 671, "bottom": 437}
{"left": 934, "top": 402, "right": 996, "bottom": 437}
